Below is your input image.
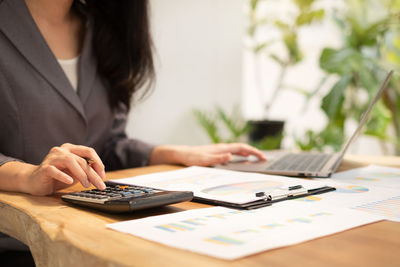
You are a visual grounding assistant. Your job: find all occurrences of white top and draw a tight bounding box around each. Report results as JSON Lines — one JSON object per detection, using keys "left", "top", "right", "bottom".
{"left": 57, "top": 56, "right": 80, "bottom": 92}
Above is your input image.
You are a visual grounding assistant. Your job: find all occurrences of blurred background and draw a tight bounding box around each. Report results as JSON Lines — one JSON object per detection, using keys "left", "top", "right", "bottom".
{"left": 127, "top": 0, "right": 400, "bottom": 156}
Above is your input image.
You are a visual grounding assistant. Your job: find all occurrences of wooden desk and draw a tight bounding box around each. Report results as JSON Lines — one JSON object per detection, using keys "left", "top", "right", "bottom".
{"left": 0, "top": 155, "right": 399, "bottom": 267}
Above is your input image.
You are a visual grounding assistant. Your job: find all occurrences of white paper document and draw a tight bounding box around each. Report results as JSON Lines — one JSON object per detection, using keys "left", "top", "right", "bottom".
{"left": 107, "top": 202, "right": 382, "bottom": 260}
{"left": 112, "top": 166, "right": 327, "bottom": 205}
{"left": 294, "top": 180, "right": 400, "bottom": 221}
{"left": 330, "top": 165, "right": 400, "bottom": 190}
{"left": 309, "top": 165, "right": 400, "bottom": 221}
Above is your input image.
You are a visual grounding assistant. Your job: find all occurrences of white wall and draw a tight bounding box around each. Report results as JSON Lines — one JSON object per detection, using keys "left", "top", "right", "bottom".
{"left": 126, "top": 0, "right": 244, "bottom": 146}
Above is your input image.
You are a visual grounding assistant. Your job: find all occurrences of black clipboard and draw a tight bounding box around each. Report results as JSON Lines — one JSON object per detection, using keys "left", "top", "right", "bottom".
{"left": 192, "top": 186, "right": 336, "bottom": 210}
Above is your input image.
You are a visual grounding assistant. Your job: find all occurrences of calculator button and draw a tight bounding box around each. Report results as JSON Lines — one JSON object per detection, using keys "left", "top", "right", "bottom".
{"left": 143, "top": 188, "right": 153, "bottom": 193}
{"left": 118, "top": 185, "right": 129, "bottom": 189}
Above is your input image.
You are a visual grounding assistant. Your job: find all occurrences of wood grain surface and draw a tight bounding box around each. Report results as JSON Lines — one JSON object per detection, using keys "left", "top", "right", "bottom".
{"left": 0, "top": 155, "right": 399, "bottom": 267}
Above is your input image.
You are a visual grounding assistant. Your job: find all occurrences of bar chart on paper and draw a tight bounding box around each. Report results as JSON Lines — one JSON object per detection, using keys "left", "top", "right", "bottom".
{"left": 107, "top": 203, "right": 382, "bottom": 260}
{"left": 335, "top": 185, "right": 369, "bottom": 194}
{"left": 353, "top": 196, "right": 400, "bottom": 221}
{"left": 330, "top": 165, "right": 400, "bottom": 190}
{"left": 315, "top": 165, "right": 400, "bottom": 221}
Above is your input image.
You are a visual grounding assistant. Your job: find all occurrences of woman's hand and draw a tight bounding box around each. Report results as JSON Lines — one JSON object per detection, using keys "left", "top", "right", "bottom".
{"left": 18, "top": 143, "right": 106, "bottom": 196}
{"left": 149, "top": 143, "right": 267, "bottom": 167}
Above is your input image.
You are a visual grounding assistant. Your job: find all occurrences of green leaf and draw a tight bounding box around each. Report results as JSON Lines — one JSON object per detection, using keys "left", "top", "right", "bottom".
{"left": 269, "top": 54, "right": 285, "bottom": 66}
{"left": 364, "top": 101, "right": 392, "bottom": 139}
{"left": 295, "top": 123, "right": 346, "bottom": 152}
{"left": 346, "top": 17, "right": 388, "bottom": 48}
{"left": 319, "top": 124, "right": 346, "bottom": 152}
{"left": 250, "top": 0, "right": 262, "bottom": 11}
{"left": 217, "top": 106, "right": 248, "bottom": 141}
{"left": 358, "top": 66, "right": 380, "bottom": 94}
{"left": 293, "top": 0, "right": 315, "bottom": 11}
{"left": 295, "top": 130, "right": 321, "bottom": 151}
{"left": 296, "top": 9, "right": 325, "bottom": 26}
{"left": 332, "top": 11, "right": 346, "bottom": 31}
{"left": 319, "top": 48, "right": 362, "bottom": 74}
{"left": 253, "top": 43, "right": 267, "bottom": 54}
{"left": 274, "top": 20, "right": 290, "bottom": 30}
{"left": 250, "top": 134, "right": 283, "bottom": 150}
{"left": 321, "top": 75, "right": 352, "bottom": 119}
{"left": 193, "top": 109, "right": 221, "bottom": 143}
{"left": 283, "top": 31, "right": 303, "bottom": 63}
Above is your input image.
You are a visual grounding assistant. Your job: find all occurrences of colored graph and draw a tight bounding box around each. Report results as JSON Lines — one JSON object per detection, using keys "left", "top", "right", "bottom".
{"left": 352, "top": 171, "right": 400, "bottom": 182}
{"left": 204, "top": 213, "right": 333, "bottom": 246}
{"left": 201, "top": 180, "right": 283, "bottom": 196}
{"left": 355, "top": 177, "right": 380, "bottom": 181}
{"left": 294, "top": 195, "right": 322, "bottom": 202}
{"left": 155, "top": 223, "right": 194, "bottom": 232}
{"left": 370, "top": 172, "right": 400, "bottom": 178}
{"left": 204, "top": 235, "right": 244, "bottom": 246}
{"left": 310, "top": 212, "right": 332, "bottom": 217}
{"left": 234, "top": 229, "right": 260, "bottom": 234}
{"left": 287, "top": 217, "right": 312, "bottom": 224}
{"left": 353, "top": 196, "right": 400, "bottom": 220}
{"left": 260, "top": 223, "right": 284, "bottom": 229}
{"left": 153, "top": 209, "right": 333, "bottom": 250}
{"left": 154, "top": 210, "right": 250, "bottom": 232}
{"left": 335, "top": 185, "right": 369, "bottom": 193}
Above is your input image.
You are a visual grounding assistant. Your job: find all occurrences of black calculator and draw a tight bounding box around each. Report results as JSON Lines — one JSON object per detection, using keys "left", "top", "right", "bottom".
{"left": 61, "top": 182, "right": 193, "bottom": 213}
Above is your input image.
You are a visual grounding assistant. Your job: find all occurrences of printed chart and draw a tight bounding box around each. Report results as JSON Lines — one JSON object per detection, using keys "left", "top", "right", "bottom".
{"left": 330, "top": 165, "right": 400, "bottom": 190}
{"left": 291, "top": 178, "right": 400, "bottom": 222}
{"left": 107, "top": 203, "right": 382, "bottom": 260}
{"left": 335, "top": 185, "right": 369, "bottom": 194}
{"left": 294, "top": 196, "right": 322, "bottom": 202}
{"left": 155, "top": 209, "right": 248, "bottom": 233}
{"left": 353, "top": 196, "right": 400, "bottom": 221}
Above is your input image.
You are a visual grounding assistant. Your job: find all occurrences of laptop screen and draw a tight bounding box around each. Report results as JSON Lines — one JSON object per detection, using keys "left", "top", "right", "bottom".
{"left": 338, "top": 70, "right": 393, "bottom": 158}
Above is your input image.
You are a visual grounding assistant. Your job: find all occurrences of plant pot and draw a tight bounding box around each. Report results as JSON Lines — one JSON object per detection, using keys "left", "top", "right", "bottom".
{"left": 247, "top": 120, "right": 285, "bottom": 150}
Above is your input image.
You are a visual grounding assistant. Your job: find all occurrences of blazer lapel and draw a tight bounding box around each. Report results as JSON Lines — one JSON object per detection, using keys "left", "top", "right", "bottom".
{"left": 0, "top": 0, "right": 86, "bottom": 121}
{"left": 77, "top": 23, "right": 97, "bottom": 105}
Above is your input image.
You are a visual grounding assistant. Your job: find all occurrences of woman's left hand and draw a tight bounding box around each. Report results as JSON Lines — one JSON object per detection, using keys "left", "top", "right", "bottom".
{"left": 149, "top": 143, "right": 267, "bottom": 167}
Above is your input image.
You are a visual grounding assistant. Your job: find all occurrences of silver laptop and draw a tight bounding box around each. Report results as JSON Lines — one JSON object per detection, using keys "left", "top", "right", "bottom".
{"left": 217, "top": 70, "right": 393, "bottom": 178}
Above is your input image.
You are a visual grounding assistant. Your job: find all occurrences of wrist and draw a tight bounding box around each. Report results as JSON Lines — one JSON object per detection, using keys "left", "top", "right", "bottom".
{"left": 149, "top": 145, "right": 187, "bottom": 165}
{"left": 0, "top": 161, "right": 36, "bottom": 194}
{"left": 13, "top": 163, "right": 36, "bottom": 194}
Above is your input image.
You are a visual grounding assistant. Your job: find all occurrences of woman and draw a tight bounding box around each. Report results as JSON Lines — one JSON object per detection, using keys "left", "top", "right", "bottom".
{"left": 0, "top": 0, "right": 265, "bottom": 196}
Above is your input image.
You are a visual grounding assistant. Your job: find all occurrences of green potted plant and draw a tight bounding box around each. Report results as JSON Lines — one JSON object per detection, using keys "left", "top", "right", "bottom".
{"left": 245, "top": 0, "right": 325, "bottom": 149}
{"left": 296, "top": 0, "right": 400, "bottom": 154}
{"left": 193, "top": 105, "right": 249, "bottom": 144}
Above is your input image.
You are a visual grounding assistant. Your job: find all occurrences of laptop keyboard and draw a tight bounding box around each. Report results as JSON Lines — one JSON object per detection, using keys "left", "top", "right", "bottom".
{"left": 265, "top": 153, "right": 334, "bottom": 173}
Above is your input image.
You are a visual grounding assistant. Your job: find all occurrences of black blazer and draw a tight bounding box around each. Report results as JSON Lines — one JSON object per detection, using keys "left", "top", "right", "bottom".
{"left": 0, "top": 0, "right": 154, "bottom": 170}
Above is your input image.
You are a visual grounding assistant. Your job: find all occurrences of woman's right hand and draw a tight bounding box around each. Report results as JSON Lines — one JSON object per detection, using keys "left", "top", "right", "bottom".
{"left": 20, "top": 143, "right": 106, "bottom": 196}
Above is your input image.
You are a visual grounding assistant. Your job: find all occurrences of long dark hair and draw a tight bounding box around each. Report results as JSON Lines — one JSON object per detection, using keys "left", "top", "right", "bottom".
{"left": 76, "top": 0, "right": 155, "bottom": 110}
